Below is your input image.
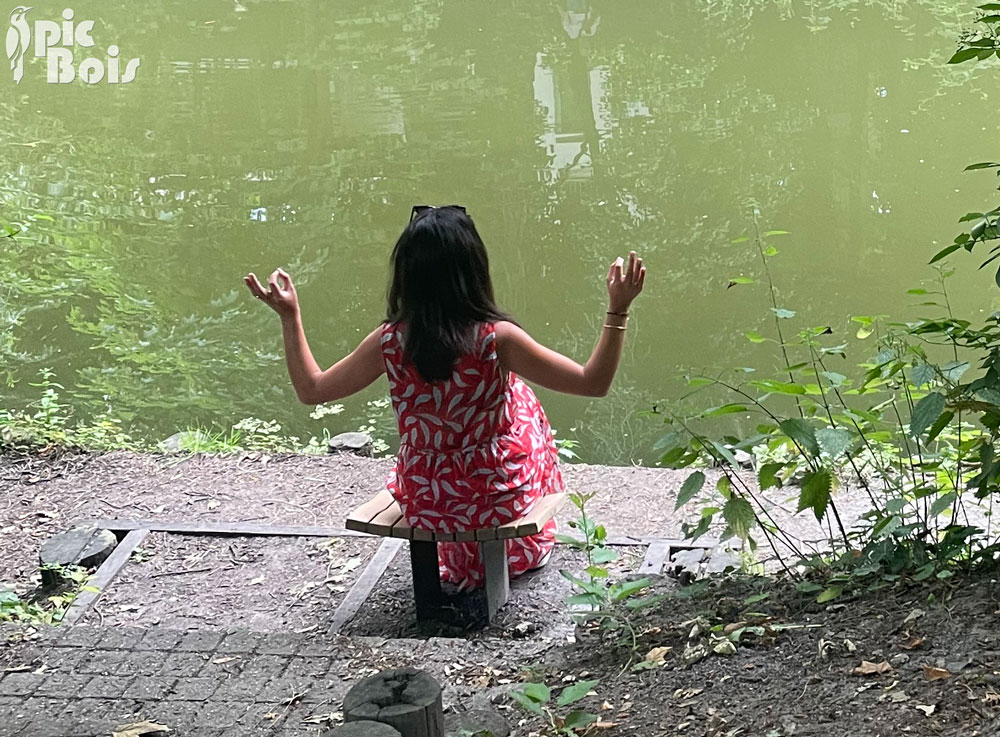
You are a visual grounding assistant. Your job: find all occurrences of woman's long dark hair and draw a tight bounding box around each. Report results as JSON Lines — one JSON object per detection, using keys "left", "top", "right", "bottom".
{"left": 386, "top": 207, "right": 514, "bottom": 383}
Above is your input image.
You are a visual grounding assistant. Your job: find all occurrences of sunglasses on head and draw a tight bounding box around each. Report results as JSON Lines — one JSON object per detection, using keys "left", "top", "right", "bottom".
{"left": 410, "top": 204, "right": 467, "bottom": 222}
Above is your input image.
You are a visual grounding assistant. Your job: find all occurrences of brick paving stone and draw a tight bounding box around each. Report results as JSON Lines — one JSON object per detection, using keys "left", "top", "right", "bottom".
{"left": 282, "top": 657, "right": 332, "bottom": 680}
{"left": 78, "top": 675, "right": 131, "bottom": 699}
{"left": 136, "top": 628, "right": 185, "bottom": 652}
{"left": 0, "top": 702, "right": 33, "bottom": 735}
{"left": 158, "top": 652, "right": 209, "bottom": 678}
{"left": 193, "top": 700, "right": 256, "bottom": 727}
{"left": 66, "top": 697, "right": 136, "bottom": 723}
{"left": 235, "top": 654, "right": 288, "bottom": 681}
{"left": 216, "top": 629, "right": 265, "bottom": 655}
{"left": 121, "top": 676, "right": 178, "bottom": 702}
{"left": 46, "top": 646, "right": 89, "bottom": 673}
{"left": 93, "top": 627, "right": 146, "bottom": 651}
{"left": 33, "top": 673, "right": 94, "bottom": 698}
{"left": 52, "top": 626, "right": 104, "bottom": 649}
{"left": 253, "top": 674, "right": 313, "bottom": 705}
{"left": 210, "top": 674, "right": 266, "bottom": 703}
{"left": 164, "top": 676, "right": 219, "bottom": 701}
{"left": 116, "top": 651, "right": 167, "bottom": 677}
{"left": 75, "top": 650, "right": 133, "bottom": 675}
{"left": 257, "top": 632, "right": 301, "bottom": 655}
{"left": 15, "top": 697, "right": 76, "bottom": 735}
{"left": 0, "top": 672, "right": 45, "bottom": 697}
{"left": 175, "top": 630, "right": 224, "bottom": 653}
{"left": 151, "top": 699, "right": 203, "bottom": 727}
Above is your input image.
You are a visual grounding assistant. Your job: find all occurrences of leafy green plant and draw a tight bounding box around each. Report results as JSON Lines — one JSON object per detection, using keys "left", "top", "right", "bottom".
{"left": 659, "top": 219, "right": 1000, "bottom": 599}
{"left": 943, "top": 4, "right": 1000, "bottom": 277}
{"left": 511, "top": 679, "right": 601, "bottom": 736}
{"left": 557, "top": 492, "right": 663, "bottom": 649}
{"left": 0, "top": 369, "right": 136, "bottom": 454}
{"left": 0, "top": 566, "right": 97, "bottom": 625}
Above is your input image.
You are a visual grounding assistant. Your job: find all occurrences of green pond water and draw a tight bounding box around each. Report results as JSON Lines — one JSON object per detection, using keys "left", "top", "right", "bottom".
{"left": 2, "top": 1, "right": 999, "bottom": 464}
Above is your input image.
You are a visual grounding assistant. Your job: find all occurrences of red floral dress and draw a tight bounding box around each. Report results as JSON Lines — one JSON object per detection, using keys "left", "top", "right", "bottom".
{"left": 381, "top": 321, "right": 564, "bottom": 591}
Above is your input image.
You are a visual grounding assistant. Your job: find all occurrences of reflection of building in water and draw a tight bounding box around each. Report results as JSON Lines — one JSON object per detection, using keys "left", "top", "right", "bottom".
{"left": 533, "top": 50, "right": 612, "bottom": 182}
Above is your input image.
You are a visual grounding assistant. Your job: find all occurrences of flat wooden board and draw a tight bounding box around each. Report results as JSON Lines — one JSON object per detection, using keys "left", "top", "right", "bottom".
{"left": 347, "top": 492, "right": 568, "bottom": 544}
{"left": 62, "top": 529, "right": 150, "bottom": 625}
{"left": 327, "top": 537, "right": 406, "bottom": 634}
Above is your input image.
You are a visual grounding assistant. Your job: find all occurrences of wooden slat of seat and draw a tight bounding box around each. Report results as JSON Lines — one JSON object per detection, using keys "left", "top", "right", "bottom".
{"left": 508, "top": 493, "right": 568, "bottom": 539}
{"left": 453, "top": 527, "right": 483, "bottom": 543}
{"left": 474, "top": 493, "right": 568, "bottom": 541}
{"left": 367, "top": 503, "right": 406, "bottom": 537}
{"left": 346, "top": 492, "right": 567, "bottom": 543}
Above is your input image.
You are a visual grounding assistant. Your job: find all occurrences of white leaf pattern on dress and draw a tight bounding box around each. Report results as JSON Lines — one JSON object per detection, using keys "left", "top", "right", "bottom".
{"left": 381, "top": 322, "right": 563, "bottom": 591}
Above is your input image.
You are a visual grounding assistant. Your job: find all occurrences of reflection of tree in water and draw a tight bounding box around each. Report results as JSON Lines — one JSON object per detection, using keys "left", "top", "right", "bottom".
{"left": 2, "top": 0, "right": 993, "bottom": 462}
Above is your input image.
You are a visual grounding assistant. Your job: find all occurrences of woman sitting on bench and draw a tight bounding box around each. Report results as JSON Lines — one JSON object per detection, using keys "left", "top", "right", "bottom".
{"left": 244, "top": 205, "right": 645, "bottom": 591}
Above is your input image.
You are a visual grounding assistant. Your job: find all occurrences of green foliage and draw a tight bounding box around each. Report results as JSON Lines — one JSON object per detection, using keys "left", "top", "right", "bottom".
{"left": 0, "top": 369, "right": 394, "bottom": 457}
{"left": 0, "top": 566, "right": 96, "bottom": 626}
{"left": 659, "top": 220, "right": 1000, "bottom": 597}
{"left": 946, "top": 5, "right": 1000, "bottom": 276}
{"left": 511, "top": 678, "right": 600, "bottom": 736}
{"left": 0, "top": 369, "right": 136, "bottom": 454}
{"left": 557, "top": 492, "right": 664, "bottom": 654}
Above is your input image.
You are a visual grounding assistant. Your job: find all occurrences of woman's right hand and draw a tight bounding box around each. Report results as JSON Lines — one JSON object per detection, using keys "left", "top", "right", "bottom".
{"left": 607, "top": 251, "right": 645, "bottom": 313}
{"left": 244, "top": 268, "right": 301, "bottom": 320}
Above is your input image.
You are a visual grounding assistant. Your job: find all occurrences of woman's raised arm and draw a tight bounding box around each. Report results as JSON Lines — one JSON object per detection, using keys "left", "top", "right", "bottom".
{"left": 495, "top": 251, "right": 645, "bottom": 397}
{"left": 244, "top": 268, "right": 384, "bottom": 404}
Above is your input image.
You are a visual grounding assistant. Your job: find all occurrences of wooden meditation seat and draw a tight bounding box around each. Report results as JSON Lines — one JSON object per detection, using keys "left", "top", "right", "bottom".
{"left": 346, "top": 490, "right": 567, "bottom": 623}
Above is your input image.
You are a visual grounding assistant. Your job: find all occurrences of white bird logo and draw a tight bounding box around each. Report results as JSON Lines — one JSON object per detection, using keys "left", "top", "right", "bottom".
{"left": 6, "top": 6, "right": 32, "bottom": 85}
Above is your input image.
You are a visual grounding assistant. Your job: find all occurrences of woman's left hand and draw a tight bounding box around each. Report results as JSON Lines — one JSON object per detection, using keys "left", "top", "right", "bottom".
{"left": 244, "top": 268, "right": 300, "bottom": 320}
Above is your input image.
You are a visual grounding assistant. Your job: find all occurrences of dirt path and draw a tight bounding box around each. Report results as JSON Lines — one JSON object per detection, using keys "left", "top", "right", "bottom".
{"left": 1, "top": 449, "right": 881, "bottom": 587}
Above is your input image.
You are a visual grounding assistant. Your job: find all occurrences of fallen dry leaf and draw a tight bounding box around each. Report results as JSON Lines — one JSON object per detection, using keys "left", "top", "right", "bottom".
{"left": 915, "top": 704, "right": 936, "bottom": 716}
{"left": 645, "top": 646, "right": 671, "bottom": 664}
{"left": 112, "top": 721, "right": 170, "bottom": 737}
{"left": 922, "top": 665, "right": 952, "bottom": 681}
{"left": 853, "top": 660, "right": 893, "bottom": 676}
{"left": 984, "top": 692, "right": 1000, "bottom": 705}
{"left": 902, "top": 636, "right": 925, "bottom": 650}
{"left": 593, "top": 723, "right": 617, "bottom": 730}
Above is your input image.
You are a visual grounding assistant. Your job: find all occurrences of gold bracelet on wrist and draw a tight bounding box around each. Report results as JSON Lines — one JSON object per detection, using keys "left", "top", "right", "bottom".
{"left": 603, "top": 323, "right": 627, "bottom": 331}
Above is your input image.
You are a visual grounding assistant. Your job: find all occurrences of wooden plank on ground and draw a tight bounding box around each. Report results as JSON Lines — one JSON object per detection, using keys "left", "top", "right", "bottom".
{"left": 62, "top": 529, "right": 150, "bottom": 626}
{"left": 79, "top": 518, "right": 366, "bottom": 539}
{"left": 77, "top": 517, "right": 717, "bottom": 549}
{"left": 327, "top": 537, "right": 405, "bottom": 634}
{"left": 637, "top": 540, "right": 672, "bottom": 577}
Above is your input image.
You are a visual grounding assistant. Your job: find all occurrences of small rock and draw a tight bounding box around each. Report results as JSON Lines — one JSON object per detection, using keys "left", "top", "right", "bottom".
{"left": 733, "top": 449, "right": 754, "bottom": 468}
{"left": 890, "top": 653, "right": 910, "bottom": 666}
{"left": 158, "top": 430, "right": 210, "bottom": 452}
{"left": 39, "top": 526, "right": 117, "bottom": 586}
{"left": 512, "top": 621, "right": 537, "bottom": 638}
{"left": 713, "top": 639, "right": 737, "bottom": 656}
{"left": 683, "top": 642, "right": 709, "bottom": 666}
{"left": 328, "top": 432, "right": 374, "bottom": 457}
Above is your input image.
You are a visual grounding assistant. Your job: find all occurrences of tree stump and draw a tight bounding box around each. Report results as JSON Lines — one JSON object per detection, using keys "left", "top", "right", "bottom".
{"left": 343, "top": 668, "right": 444, "bottom": 737}
{"left": 39, "top": 526, "right": 118, "bottom": 587}
{"left": 324, "top": 721, "right": 402, "bottom": 737}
